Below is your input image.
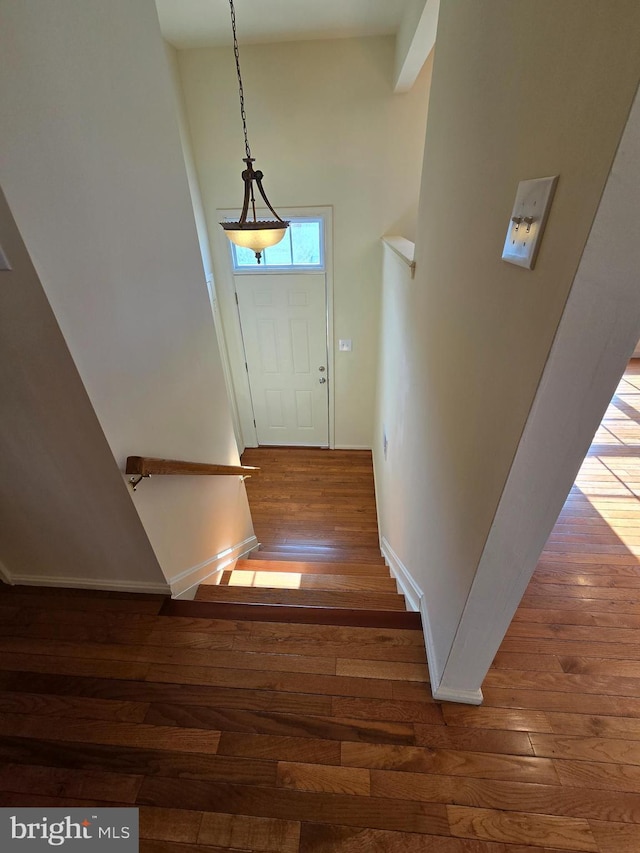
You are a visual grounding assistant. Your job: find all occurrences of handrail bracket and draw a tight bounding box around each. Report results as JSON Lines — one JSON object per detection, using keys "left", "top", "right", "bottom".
{"left": 129, "top": 474, "right": 149, "bottom": 491}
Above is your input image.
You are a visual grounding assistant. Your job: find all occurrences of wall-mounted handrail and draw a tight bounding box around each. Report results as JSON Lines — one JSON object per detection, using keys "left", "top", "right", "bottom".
{"left": 125, "top": 456, "right": 260, "bottom": 490}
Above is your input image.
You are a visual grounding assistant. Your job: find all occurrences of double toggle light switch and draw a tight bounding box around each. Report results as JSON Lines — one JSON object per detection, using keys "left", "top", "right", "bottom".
{"left": 502, "top": 175, "right": 558, "bottom": 269}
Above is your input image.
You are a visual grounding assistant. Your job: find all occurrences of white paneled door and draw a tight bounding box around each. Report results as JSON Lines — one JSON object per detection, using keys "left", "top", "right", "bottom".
{"left": 235, "top": 273, "right": 329, "bottom": 446}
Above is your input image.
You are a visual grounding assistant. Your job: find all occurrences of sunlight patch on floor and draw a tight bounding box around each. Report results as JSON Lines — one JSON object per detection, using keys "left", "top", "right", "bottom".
{"left": 577, "top": 483, "right": 640, "bottom": 561}
{"left": 228, "top": 570, "right": 303, "bottom": 589}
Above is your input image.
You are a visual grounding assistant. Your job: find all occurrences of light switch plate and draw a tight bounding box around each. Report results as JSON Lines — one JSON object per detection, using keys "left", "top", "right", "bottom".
{"left": 338, "top": 339, "right": 352, "bottom": 352}
{"left": 502, "top": 175, "right": 558, "bottom": 270}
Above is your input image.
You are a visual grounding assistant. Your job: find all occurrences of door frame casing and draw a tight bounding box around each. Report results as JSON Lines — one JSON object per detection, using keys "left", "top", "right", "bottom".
{"left": 213, "top": 206, "right": 335, "bottom": 450}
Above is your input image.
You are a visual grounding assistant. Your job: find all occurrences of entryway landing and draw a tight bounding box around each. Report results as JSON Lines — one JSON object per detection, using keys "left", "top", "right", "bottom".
{"left": 240, "top": 447, "right": 384, "bottom": 563}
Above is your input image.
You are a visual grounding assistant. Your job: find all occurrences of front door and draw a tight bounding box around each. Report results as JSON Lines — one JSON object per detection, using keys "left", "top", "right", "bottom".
{"left": 235, "top": 273, "right": 329, "bottom": 446}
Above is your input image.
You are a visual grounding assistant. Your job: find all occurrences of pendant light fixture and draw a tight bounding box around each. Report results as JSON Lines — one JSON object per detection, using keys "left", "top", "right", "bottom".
{"left": 220, "top": 0, "right": 289, "bottom": 264}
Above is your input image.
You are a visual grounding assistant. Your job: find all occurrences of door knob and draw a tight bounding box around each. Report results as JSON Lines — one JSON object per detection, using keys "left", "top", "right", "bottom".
{"left": 319, "top": 377, "right": 327, "bottom": 384}
{"left": 319, "top": 366, "right": 325, "bottom": 372}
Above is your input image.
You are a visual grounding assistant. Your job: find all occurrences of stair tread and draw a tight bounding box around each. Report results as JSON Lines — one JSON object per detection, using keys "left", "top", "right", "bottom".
{"left": 160, "top": 599, "right": 422, "bottom": 630}
{"left": 236, "top": 559, "right": 390, "bottom": 576}
{"left": 251, "top": 550, "right": 385, "bottom": 565}
{"left": 195, "top": 585, "right": 406, "bottom": 611}
{"left": 218, "top": 570, "right": 397, "bottom": 594}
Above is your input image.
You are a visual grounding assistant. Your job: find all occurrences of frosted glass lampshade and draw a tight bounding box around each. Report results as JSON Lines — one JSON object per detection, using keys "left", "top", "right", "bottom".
{"left": 221, "top": 221, "right": 288, "bottom": 256}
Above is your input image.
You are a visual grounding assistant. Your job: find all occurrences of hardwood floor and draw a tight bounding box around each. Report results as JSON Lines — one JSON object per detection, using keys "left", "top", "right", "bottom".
{"left": 1, "top": 366, "right": 640, "bottom": 851}
{"left": 239, "top": 447, "right": 384, "bottom": 565}
{"left": 201, "top": 447, "right": 409, "bottom": 617}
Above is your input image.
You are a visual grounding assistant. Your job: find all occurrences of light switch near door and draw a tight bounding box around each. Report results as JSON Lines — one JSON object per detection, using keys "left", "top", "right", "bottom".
{"left": 338, "top": 339, "right": 352, "bottom": 352}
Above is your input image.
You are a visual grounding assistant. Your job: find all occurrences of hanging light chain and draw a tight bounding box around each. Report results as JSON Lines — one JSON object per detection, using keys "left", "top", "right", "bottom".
{"left": 219, "top": 0, "right": 289, "bottom": 262}
{"left": 229, "top": 0, "right": 252, "bottom": 161}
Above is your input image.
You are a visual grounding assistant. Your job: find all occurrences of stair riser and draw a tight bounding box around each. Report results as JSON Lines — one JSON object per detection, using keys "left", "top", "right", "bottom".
{"left": 161, "top": 599, "right": 422, "bottom": 630}
{"left": 250, "top": 551, "right": 386, "bottom": 565}
{"left": 195, "top": 586, "right": 406, "bottom": 612}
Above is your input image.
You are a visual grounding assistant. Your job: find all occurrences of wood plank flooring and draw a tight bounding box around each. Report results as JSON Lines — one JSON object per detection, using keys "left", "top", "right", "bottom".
{"left": 239, "top": 448, "right": 385, "bottom": 565}
{"left": 1, "top": 366, "right": 640, "bottom": 851}
{"left": 201, "top": 447, "right": 409, "bottom": 617}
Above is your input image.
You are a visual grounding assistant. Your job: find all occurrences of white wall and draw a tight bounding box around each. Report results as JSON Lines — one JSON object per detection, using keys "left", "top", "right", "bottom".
{"left": 374, "top": 242, "right": 419, "bottom": 599}
{"left": 373, "top": 0, "right": 640, "bottom": 697}
{"left": 439, "top": 84, "right": 640, "bottom": 698}
{"left": 0, "top": 189, "right": 167, "bottom": 593}
{"left": 165, "top": 42, "right": 244, "bottom": 451}
{"left": 177, "top": 37, "right": 433, "bottom": 448}
{"left": 0, "top": 0, "right": 255, "bottom": 594}
{"left": 165, "top": 44, "right": 213, "bottom": 286}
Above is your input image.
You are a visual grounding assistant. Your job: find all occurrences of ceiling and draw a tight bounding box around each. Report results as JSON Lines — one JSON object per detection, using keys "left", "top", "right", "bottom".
{"left": 156, "top": 0, "right": 412, "bottom": 49}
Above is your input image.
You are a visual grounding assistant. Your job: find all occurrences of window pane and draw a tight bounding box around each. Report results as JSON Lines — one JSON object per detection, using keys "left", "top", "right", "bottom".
{"left": 291, "top": 221, "right": 321, "bottom": 265}
{"left": 263, "top": 230, "right": 292, "bottom": 266}
{"left": 229, "top": 217, "right": 324, "bottom": 271}
{"left": 234, "top": 245, "right": 259, "bottom": 267}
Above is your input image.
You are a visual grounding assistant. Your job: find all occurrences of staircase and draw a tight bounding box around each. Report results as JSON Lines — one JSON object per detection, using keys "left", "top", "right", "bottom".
{"left": 162, "top": 550, "right": 419, "bottom": 630}
{"left": 163, "top": 448, "right": 421, "bottom": 631}
{"left": 190, "top": 550, "right": 418, "bottom": 628}
{"left": 0, "top": 448, "right": 433, "bottom": 847}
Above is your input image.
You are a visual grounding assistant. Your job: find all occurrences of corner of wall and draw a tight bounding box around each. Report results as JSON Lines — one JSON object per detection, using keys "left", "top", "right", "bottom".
{"left": 380, "top": 535, "right": 483, "bottom": 705}
{"left": 168, "top": 534, "right": 258, "bottom": 598}
{"left": 0, "top": 559, "right": 14, "bottom": 585}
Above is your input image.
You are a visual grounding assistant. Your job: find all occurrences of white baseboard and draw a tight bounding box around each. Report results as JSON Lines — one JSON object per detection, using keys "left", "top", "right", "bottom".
{"left": 420, "top": 593, "right": 484, "bottom": 704}
{"left": 381, "top": 537, "right": 422, "bottom": 611}
{"left": 6, "top": 574, "right": 170, "bottom": 595}
{"left": 333, "top": 444, "right": 372, "bottom": 451}
{"left": 380, "top": 536, "right": 484, "bottom": 706}
{"left": 0, "top": 559, "right": 14, "bottom": 585}
{"left": 418, "top": 591, "right": 441, "bottom": 686}
{"left": 432, "top": 685, "right": 484, "bottom": 704}
{"left": 169, "top": 534, "right": 259, "bottom": 598}
{"left": 0, "top": 536, "right": 260, "bottom": 599}
{"left": 421, "top": 583, "right": 484, "bottom": 704}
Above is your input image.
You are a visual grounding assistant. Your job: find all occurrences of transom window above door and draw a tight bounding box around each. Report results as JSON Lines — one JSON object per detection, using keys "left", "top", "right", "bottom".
{"left": 230, "top": 217, "right": 324, "bottom": 272}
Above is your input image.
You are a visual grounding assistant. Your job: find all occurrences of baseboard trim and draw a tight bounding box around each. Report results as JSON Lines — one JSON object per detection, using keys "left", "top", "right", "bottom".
{"left": 6, "top": 575, "right": 170, "bottom": 595}
{"left": 417, "top": 591, "right": 440, "bottom": 686}
{"left": 333, "top": 445, "right": 372, "bottom": 451}
{"left": 0, "top": 560, "right": 14, "bottom": 585}
{"left": 0, "top": 535, "right": 262, "bottom": 600}
{"left": 381, "top": 537, "right": 422, "bottom": 612}
{"left": 422, "top": 594, "right": 485, "bottom": 704}
{"left": 420, "top": 589, "right": 484, "bottom": 704}
{"left": 432, "top": 685, "right": 484, "bottom": 705}
{"left": 379, "top": 537, "right": 483, "bottom": 705}
{"left": 170, "top": 535, "right": 259, "bottom": 598}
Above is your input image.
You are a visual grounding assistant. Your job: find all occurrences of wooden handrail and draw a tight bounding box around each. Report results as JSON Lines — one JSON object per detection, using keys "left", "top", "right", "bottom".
{"left": 126, "top": 456, "right": 260, "bottom": 478}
